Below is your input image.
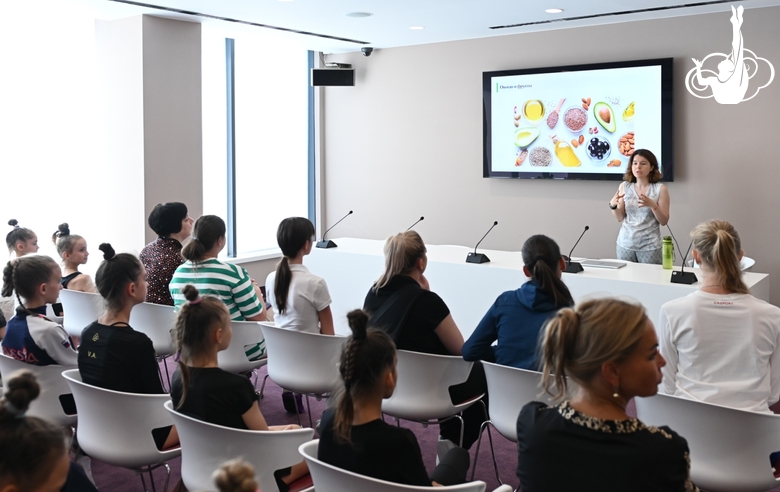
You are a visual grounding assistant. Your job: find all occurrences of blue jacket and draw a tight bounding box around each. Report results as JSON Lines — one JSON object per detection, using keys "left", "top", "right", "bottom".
{"left": 463, "top": 280, "right": 565, "bottom": 370}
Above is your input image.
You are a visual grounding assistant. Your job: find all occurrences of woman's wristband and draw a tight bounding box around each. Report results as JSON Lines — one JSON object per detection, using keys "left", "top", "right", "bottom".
{"left": 609, "top": 201, "right": 618, "bottom": 210}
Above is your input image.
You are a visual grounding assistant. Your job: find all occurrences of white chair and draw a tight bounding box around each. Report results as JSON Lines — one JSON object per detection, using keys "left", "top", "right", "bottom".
{"left": 217, "top": 320, "right": 268, "bottom": 392}
{"left": 636, "top": 393, "right": 780, "bottom": 492}
{"left": 299, "top": 439, "right": 512, "bottom": 492}
{"left": 471, "top": 362, "right": 549, "bottom": 483}
{"left": 689, "top": 256, "right": 755, "bottom": 272}
{"left": 260, "top": 322, "right": 347, "bottom": 427}
{"left": 0, "top": 354, "right": 77, "bottom": 427}
{"left": 164, "top": 400, "right": 314, "bottom": 492}
{"left": 130, "top": 302, "right": 177, "bottom": 388}
{"left": 381, "top": 350, "right": 484, "bottom": 447}
{"left": 62, "top": 369, "right": 181, "bottom": 492}
{"left": 59, "top": 289, "right": 103, "bottom": 338}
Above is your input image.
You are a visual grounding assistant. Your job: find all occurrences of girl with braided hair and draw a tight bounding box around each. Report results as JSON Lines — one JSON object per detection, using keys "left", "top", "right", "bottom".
{"left": 463, "top": 234, "right": 573, "bottom": 369}
{"left": 318, "top": 309, "right": 470, "bottom": 486}
{"left": 170, "top": 284, "right": 308, "bottom": 491}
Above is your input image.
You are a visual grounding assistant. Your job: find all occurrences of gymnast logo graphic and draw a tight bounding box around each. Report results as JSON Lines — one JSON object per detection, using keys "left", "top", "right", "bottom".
{"left": 685, "top": 5, "right": 774, "bottom": 104}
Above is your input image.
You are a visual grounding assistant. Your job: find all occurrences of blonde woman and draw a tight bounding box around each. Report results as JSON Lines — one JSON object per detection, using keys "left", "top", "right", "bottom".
{"left": 658, "top": 220, "right": 780, "bottom": 413}
{"left": 517, "top": 298, "right": 697, "bottom": 492}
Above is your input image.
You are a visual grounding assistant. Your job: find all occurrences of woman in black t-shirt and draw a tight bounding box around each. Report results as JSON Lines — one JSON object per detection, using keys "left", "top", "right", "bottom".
{"left": 170, "top": 285, "right": 308, "bottom": 491}
{"left": 319, "top": 309, "right": 469, "bottom": 486}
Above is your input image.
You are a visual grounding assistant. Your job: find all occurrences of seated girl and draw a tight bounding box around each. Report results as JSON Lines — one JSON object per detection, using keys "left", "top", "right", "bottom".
{"left": 319, "top": 309, "right": 470, "bottom": 486}
{"left": 517, "top": 298, "right": 698, "bottom": 492}
{"left": 463, "top": 234, "right": 573, "bottom": 369}
{"left": 6, "top": 219, "right": 39, "bottom": 258}
{"left": 1, "top": 255, "right": 77, "bottom": 366}
{"left": 265, "top": 217, "right": 334, "bottom": 335}
{"left": 658, "top": 220, "right": 780, "bottom": 413}
{"left": 0, "top": 370, "right": 98, "bottom": 492}
{"left": 169, "top": 215, "right": 267, "bottom": 360}
{"left": 170, "top": 285, "right": 308, "bottom": 491}
{"left": 52, "top": 223, "right": 97, "bottom": 293}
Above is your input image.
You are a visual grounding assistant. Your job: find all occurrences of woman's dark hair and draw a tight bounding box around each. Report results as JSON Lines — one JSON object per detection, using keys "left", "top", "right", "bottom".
{"left": 95, "top": 243, "right": 144, "bottom": 312}
{"left": 623, "top": 149, "right": 662, "bottom": 183}
{"left": 6, "top": 219, "right": 35, "bottom": 253}
{"left": 173, "top": 284, "right": 230, "bottom": 409}
{"left": 181, "top": 215, "right": 226, "bottom": 262}
{"left": 148, "top": 202, "right": 188, "bottom": 237}
{"left": 691, "top": 220, "right": 749, "bottom": 294}
{"left": 51, "top": 222, "right": 85, "bottom": 259}
{"left": 521, "top": 235, "right": 574, "bottom": 308}
{"left": 2, "top": 255, "right": 59, "bottom": 311}
{"left": 0, "top": 371, "right": 67, "bottom": 491}
{"left": 274, "top": 217, "right": 315, "bottom": 314}
{"left": 334, "top": 309, "right": 396, "bottom": 444}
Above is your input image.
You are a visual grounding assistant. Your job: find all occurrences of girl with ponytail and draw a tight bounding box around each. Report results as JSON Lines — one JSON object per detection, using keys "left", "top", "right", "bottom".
{"left": 5, "top": 219, "right": 38, "bottom": 257}
{"left": 170, "top": 285, "right": 308, "bottom": 491}
{"left": 318, "top": 309, "right": 470, "bottom": 486}
{"left": 658, "top": 219, "right": 780, "bottom": 413}
{"left": 51, "top": 223, "right": 97, "bottom": 293}
{"left": 265, "top": 217, "right": 334, "bottom": 334}
{"left": 463, "top": 234, "right": 573, "bottom": 369}
{"left": 518, "top": 298, "right": 697, "bottom": 492}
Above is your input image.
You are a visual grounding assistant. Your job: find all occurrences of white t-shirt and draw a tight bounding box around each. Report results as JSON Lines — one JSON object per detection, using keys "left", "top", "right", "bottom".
{"left": 658, "top": 290, "right": 780, "bottom": 414}
{"left": 265, "top": 264, "right": 331, "bottom": 334}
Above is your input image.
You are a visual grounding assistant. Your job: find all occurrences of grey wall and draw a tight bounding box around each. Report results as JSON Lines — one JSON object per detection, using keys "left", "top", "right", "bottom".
{"left": 320, "top": 7, "right": 780, "bottom": 303}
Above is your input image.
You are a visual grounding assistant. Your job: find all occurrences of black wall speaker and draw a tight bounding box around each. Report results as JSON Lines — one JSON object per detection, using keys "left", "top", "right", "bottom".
{"left": 311, "top": 68, "right": 355, "bottom": 87}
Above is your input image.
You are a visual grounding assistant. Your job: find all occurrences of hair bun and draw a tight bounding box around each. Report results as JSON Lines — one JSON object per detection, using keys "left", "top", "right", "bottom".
{"left": 1, "top": 370, "right": 40, "bottom": 419}
{"left": 57, "top": 223, "right": 70, "bottom": 236}
{"left": 346, "top": 309, "right": 369, "bottom": 340}
{"left": 8, "top": 219, "right": 18, "bottom": 228}
{"left": 99, "top": 243, "right": 116, "bottom": 260}
{"left": 182, "top": 284, "right": 200, "bottom": 302}
{"left": 212, "top": 459, "right": 257, "bottom": 492}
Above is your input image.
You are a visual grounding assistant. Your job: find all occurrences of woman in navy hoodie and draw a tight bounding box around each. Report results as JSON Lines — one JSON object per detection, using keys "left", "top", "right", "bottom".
{"left": 463, "top": 235, "right": 574, "bottom": 369}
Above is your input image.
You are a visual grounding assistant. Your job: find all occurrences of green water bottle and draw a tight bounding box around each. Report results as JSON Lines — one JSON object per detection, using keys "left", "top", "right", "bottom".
{"left": 662, "top": 236, "right": 673, "bottom": 269}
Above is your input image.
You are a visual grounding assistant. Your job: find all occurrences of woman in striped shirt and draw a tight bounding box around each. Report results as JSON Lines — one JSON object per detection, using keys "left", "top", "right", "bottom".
{"left": 169, "top": 215, "right": 267, "bottom": 360}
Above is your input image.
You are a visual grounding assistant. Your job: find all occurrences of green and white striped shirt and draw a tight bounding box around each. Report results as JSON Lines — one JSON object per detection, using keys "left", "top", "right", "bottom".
{"left": 169, "top": 258, "right": 263, "bottom": 321}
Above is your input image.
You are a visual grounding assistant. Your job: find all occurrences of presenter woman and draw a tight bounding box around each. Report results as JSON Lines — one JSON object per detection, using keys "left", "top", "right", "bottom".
{"left": 609, "top": 149, "right": 670, "bottom": 264}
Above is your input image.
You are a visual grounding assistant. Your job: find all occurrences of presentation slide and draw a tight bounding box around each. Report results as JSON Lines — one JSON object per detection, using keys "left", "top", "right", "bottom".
{"left": 489, "top": 65, "right": 663, "bottom": 175}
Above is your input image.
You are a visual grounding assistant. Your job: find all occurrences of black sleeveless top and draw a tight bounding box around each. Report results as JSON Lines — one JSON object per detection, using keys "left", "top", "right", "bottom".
{"left": 61, "top": 272, "right": 82, "bottom": 289}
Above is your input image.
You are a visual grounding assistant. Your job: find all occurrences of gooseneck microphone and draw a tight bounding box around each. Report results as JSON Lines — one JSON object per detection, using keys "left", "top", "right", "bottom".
{"left": 316, "top": 210, "right": 353, "bottom": 249}
{"left": 406, "top": 216, "right": 424, "bottom": 231}
{"left": 466, "top": 221, "right": 498, "bottom": 264}
{"left": 666, "top": 224, "right": 698, "bottom": 284}
{"left": 563, "top": 225, "right": 589, "bottom": 273}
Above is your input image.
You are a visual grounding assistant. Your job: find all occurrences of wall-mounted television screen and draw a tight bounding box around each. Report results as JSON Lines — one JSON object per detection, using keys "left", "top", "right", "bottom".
{"left": 483, "top": 58, "right": 673, "bottom": 181}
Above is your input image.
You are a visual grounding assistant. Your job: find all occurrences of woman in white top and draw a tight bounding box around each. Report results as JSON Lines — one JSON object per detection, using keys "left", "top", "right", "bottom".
{"left": 265, "top": 217, "right": 334, "bottom": 335}
{"left": 658, "top": 219, "right": 780, "bottom": 413}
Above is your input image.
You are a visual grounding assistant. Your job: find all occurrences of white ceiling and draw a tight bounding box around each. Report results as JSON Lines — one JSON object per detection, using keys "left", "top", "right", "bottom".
{"left": 71, "top": 0, "right": 780, "bottom": 53}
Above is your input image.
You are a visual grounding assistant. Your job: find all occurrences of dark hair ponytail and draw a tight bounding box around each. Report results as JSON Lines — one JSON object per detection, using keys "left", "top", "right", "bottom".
{"left": 1, "top": 256, "right": 59, "bottom": 314}
{"left": 173, "top": 284, "right": 230, "bottom": 409}
{"left": 6, "top": 219, "right": 35, "bottom": 253}
{"left": 273, "top": 217, "right": 315, "bottom": 314}
{"left": 521, "top": 235, "right": 573, "bottom": 308}
{"left": 95, "top": 243, "right": 143, "bottom": 311}
{"left": 181, "top": 215, "right": 226, "bottom": 262}
{"left": 333, "top": 309, "right": 396, "bottom": 443}
{"left": 0, "top": 370, "right": 67, "bottom": 491}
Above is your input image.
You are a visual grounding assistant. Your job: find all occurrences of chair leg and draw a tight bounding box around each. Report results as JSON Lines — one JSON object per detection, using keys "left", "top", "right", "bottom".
{"left": 470, "top": 419, "right": 491, "bottom": 481}
{"left": 163, "top": 358, "right": 172, "bottom": 391}
{"left": 257, "top": 374, "right": 269, "bottom": 399}
{"left": 149, "top": 467, "right": 158, "bottom": 492}
{"left": 293, "top": 392, "right": 303, "bottom": 427}
{"left": 305, "top": 395, "right": 314, "bottom": 429}
{"left": 139, "top": 471, "right": 149, "bottom": 492}
{"left": 162, "top": 463, "right": 171, "bottom": 492}
{"left": 454, "top": 414, "right": 465, "bottom": 448}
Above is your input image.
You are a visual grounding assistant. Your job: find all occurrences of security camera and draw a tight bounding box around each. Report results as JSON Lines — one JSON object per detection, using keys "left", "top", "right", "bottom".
{"left": 361, "top": 47, "right": 373, "bottom": 57}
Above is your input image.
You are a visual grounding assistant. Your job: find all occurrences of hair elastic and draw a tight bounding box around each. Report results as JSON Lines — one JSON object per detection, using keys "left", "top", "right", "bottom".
{"left": 191, "top": 237, "right": 199, "bottom": 243}
{"left": 3, "top": 400, "right": 26, "bottom": 419}
{"left": 189, "top": 296, "right": 203, "bottom": 305}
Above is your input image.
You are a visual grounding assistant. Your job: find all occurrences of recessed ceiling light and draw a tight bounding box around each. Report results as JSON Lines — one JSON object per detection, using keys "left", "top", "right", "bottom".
{"left": 545, "top": 8, "right": 564, "bottom": 14}
{"left": 409, "top": 26, "right": 425, "bottom": 30}
{"left": 346, "top": 12, "right": 373, "bottom": 18}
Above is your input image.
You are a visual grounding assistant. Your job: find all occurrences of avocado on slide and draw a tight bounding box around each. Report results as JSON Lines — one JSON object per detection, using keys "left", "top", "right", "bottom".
{"left": 515, "top": 127, "right": 540, "bottom": 148}
{"left": 594, "top": 102, "right": 616, "bottom": 133}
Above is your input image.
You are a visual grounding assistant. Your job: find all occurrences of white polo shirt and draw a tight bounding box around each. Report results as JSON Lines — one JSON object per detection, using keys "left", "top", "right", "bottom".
{"left": 265, "top": 264, "right": 331, "bottom": 334}
{"left": 658, "top": 290, "right": 780, "bottom": 414}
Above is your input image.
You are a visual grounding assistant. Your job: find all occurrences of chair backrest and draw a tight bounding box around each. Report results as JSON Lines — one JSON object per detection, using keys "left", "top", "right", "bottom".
{"left": 0, "top": 355, "right": 77, "bottom": 426}
{"left": 260, "top": 322, "right": 347, "bottom": 395}
{"left": 482, "top": 361, "right": 550, "bottom": 442}
{"left": 129, "top": 302, "right": 177, "bottom": 356}
{"left": 216, "top": 320, "right": 266, "bottom": 373}
{"left": 165, "top": 401, "right": 314, "bottom": 492}
{"left": 59, "top": 290, "right": 103, "bottom": 338}
{"left": 381, "top": 350, "right": 475, "bottom": 421}
{"left": 299, "top": 440, "right": 487, "bottom": 492}
{"left": 689, "top": 256, "right": 755, "bottom": 272}
{"left": 62, "top": 369, "right": 180, "bottom": 468}
{"left": 636, "top": 393, "right": 780, "bottom": 492}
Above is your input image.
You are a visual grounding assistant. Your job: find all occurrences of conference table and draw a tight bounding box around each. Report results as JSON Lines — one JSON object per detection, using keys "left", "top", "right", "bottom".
{"left": 306, "top": 238, "right": 770, "bottom": 338}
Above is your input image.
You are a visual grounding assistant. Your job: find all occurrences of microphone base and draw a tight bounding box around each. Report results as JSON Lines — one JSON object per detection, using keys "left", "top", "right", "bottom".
{"left": 564, "top": 261, "right": 584, "bottom": 274}
{"left": 466, "top": 252, "right": 491, "bottom": 264}
{"left": 316, "top": 239, "right": 338, "bottom": 249}
{"left": 670, "top": 270, "right": 698, "bottom": 285}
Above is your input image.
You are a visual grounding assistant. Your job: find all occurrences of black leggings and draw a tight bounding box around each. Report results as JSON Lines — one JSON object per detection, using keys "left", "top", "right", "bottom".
{"left": 439, "top": 361, "right": 488, "bottom": 449}
{"left": 430, "top": 446, "right": 470, "bottom": 485}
